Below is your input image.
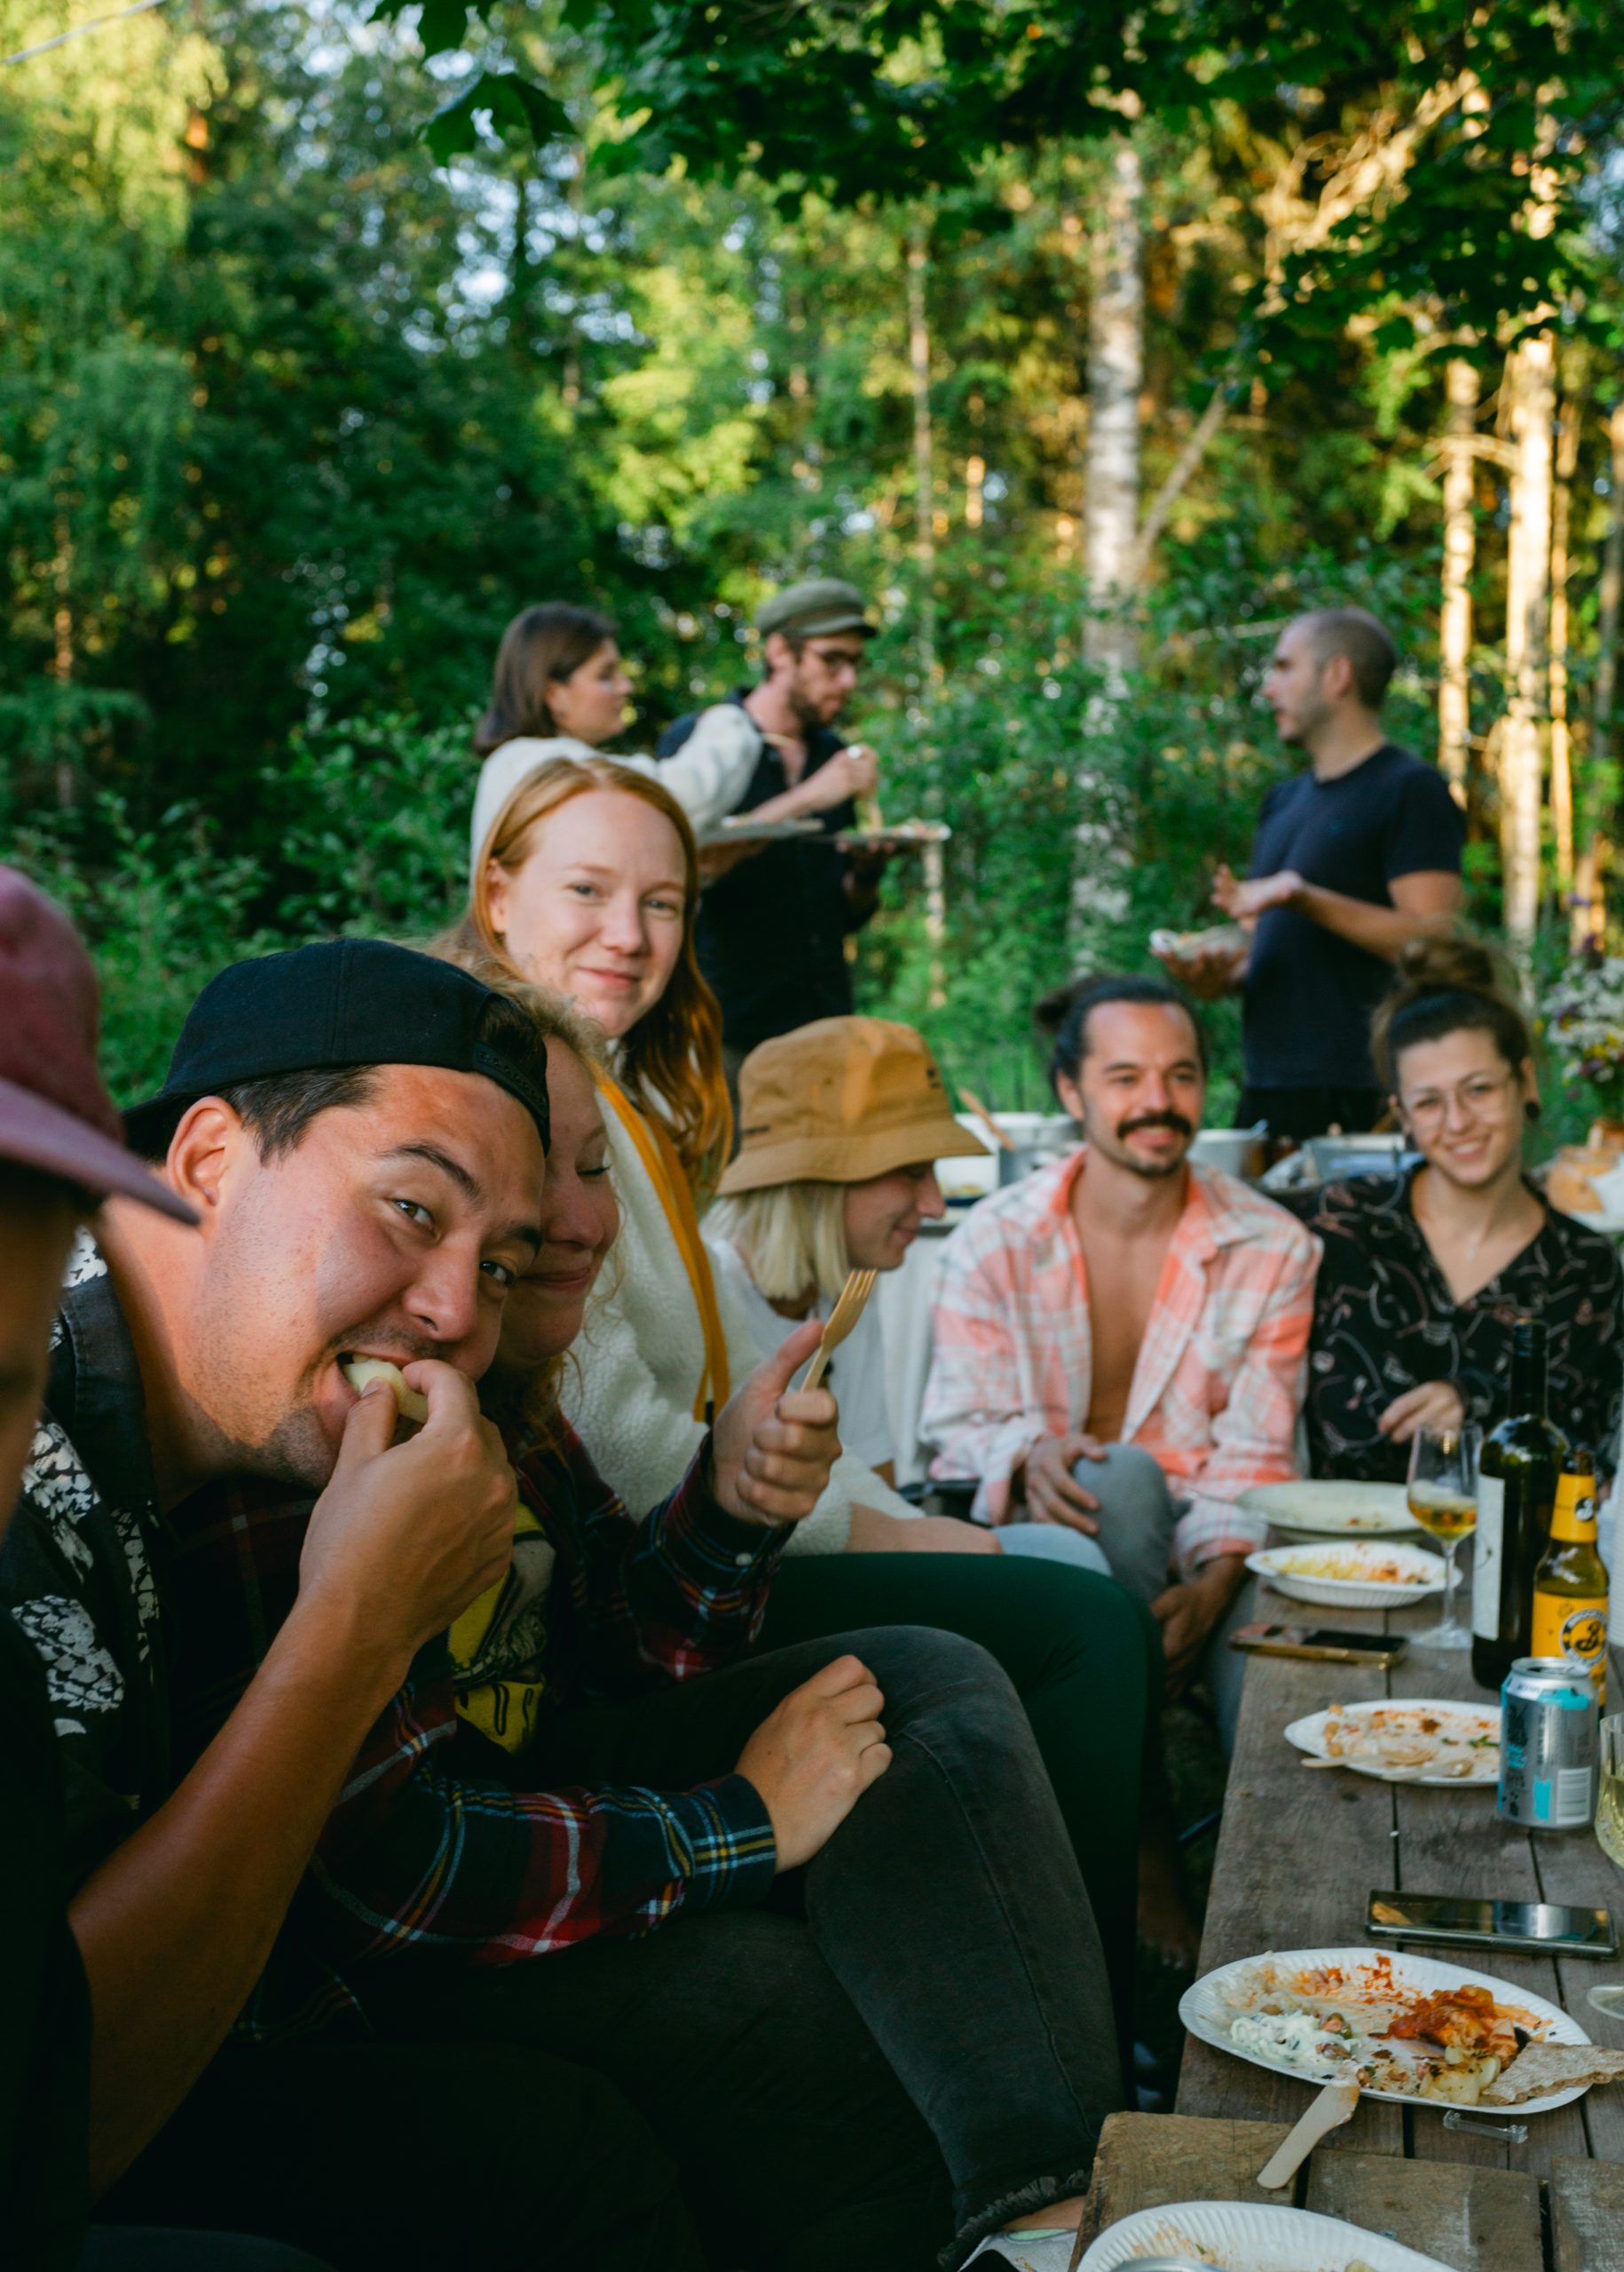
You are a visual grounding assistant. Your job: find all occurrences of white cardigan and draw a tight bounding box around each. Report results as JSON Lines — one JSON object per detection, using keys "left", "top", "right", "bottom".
{"left": 560, "top": 1100, "right": 920, "bottom": 1553}
{"left": 469, "top": 706, "right": 761, "bottom": 878}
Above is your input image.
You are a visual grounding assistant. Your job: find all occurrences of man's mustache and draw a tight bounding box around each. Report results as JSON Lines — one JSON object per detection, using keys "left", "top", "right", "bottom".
{"left": 1117, "top": 1112, "right": 1194, "bottom": 1140}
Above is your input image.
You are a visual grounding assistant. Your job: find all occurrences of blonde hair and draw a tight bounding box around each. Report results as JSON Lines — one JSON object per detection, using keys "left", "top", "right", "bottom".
{"left": 710, "top": 1182, "right": 850, "bottom": 1306}
{"left": 442, "top": 755, "right": 731, "bottom": 1196}
{"left": 422, "top": 941, "right": 613, "bottom": 1437}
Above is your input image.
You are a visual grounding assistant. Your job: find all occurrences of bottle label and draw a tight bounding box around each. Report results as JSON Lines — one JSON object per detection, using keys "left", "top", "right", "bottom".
{"left": 1473, "top": 1475, "right": 1506, "bottom": 1638}
{"left": 1531, "top": 1590, "right": 1609, "bottom": 1689}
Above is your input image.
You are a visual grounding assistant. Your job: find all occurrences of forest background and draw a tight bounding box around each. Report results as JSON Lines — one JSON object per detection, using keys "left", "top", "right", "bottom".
{"left": 5, "top": 0, "right": 1624, "bottom": 1131}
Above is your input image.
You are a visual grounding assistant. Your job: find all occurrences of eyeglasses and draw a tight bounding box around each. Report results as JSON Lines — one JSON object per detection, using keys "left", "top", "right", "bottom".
{"left": 1399, "top": 1072, "right": 1518, "bottom": 1132}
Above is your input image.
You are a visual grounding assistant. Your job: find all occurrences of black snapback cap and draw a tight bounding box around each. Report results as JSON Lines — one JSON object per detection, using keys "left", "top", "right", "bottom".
{"left": 124, "top": 938, "right": 550, "bottom": 1155}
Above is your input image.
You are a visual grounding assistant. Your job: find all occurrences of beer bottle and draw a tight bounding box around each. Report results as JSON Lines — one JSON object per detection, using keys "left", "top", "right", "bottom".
{"left": 1532, "top": 1464, "right": 1609, "bottom": 1708}
{"left": 1472, "top": 1315, "right": 1569, "bottom": 1692}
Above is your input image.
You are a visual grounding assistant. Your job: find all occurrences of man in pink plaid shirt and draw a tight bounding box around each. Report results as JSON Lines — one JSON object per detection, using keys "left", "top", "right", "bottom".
{"left": 921, "top": 974, "right": 1320, "bottom": 1747}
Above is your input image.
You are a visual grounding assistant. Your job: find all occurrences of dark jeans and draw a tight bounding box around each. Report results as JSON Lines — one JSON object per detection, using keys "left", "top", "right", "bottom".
{"left": 362, "top": 1624, "right": 1123, "bottom": 2267}
{"left": 82, "top": 2236, "right": 334, "bottom": 2269}
{"left": 108, "top": 1628, "right": 1120, "bottom": 2271}
{"left": 103, "top": 2037, "right": 701, "bottom": 2272}
{"left": 760, "top": 1555, "right": 1156, "bottom": 2063}
{"left": 1237, "top": 1082, "right": 1384, "bottom": 1141}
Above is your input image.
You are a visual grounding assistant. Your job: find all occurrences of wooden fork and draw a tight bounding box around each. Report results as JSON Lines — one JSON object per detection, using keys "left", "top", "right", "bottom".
{"left": 799, "top": 1267, "right": 879, "bottom": 1394}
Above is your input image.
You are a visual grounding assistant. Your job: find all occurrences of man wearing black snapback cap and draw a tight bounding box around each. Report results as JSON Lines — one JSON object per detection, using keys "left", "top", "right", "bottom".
{"left": 0, "top": 935, "right": 572, "bottom": 2260}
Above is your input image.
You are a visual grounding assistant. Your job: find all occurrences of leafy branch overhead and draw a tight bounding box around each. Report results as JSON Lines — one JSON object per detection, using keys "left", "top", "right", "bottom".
{"left": 390, "top": 0, "right": 1624, "bottom": 368}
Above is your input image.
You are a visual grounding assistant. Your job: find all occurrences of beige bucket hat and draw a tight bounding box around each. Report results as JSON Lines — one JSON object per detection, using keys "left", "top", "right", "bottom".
{"left": 718, "top": 1016, "right": 988, "bottom": 1194}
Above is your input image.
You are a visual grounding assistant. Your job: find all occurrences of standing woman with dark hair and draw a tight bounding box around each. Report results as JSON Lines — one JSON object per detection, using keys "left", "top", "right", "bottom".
{"left": 469, "top": 602, "right": 766, "bottom": 861}
{"left": 1297, "top": 936, "right": 1624, "bottom": 1482}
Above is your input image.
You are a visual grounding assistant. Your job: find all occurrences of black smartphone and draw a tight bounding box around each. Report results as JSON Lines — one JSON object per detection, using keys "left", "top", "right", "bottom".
{"left": 1368, "top": 1892, "right": 1618, "bottom": 1959}
{"left": 1229, "top": 1621, "right": 1407, "bottom": 1668}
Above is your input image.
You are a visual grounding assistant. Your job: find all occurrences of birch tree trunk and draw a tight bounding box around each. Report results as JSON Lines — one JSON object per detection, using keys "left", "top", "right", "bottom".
{"left": 1500, "top": 333, "right": 1556, "bottom": 952}
{"left": 1071, "top": 135, "right": 1142, "bottom": 955}
{"left": 1593, "top": 402, "right": 1624, "bottom": 785}
{"left": 906, "top": 224, "right": 947, "bottom": 1006}
{"left": 1084, "top": 138, "right": 1143, "bottom": 684}
{"left": 1437, "top": 358, "right": 1478, "bottom": 810}
{"left": 1579, "top": 400, "right": 1624, "bottom": 950}
{"left": 1549, "top": 356, "right": 1585, "bottom": 921}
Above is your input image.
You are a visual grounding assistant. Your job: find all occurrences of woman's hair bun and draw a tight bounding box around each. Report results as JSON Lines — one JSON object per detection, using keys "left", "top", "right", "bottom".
{"left": 1390, "top": 934, "right": 1500, "bottom": 1002}
{"left": 1372, "top": 929, "right": 1532, "bottom": 1089}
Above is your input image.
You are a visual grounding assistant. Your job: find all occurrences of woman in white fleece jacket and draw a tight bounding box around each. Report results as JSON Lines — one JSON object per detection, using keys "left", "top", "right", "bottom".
{"left": 453, "top": 746, "right": 928, "bottom": 1547}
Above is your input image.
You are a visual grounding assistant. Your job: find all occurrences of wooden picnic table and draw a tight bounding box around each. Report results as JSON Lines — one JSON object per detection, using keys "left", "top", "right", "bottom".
{"left": 1154, "top": 1581, "right": 1624, "bottom": 2266}
{"left": 1076, "top": 2109, "right": 1624, "bottom": 2270}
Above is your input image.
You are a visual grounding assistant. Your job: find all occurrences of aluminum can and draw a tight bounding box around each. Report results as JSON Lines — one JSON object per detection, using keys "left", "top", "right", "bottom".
{"left": 1499, "top": 1656, "right": 1598, "bottom": 1830}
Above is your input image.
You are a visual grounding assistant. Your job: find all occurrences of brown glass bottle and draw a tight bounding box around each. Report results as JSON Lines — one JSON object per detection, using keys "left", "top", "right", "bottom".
{"left": 1471, "top": 1316, "right": 1569, "bottom": 1692}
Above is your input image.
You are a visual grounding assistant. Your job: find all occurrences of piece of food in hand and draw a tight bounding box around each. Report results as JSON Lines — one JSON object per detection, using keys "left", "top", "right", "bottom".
{"left": 341, "top": 1357, "right": 429, "bottom": 1424}
{"left": 1484, "top": 2042, "right": 1624, "bottom": 2103}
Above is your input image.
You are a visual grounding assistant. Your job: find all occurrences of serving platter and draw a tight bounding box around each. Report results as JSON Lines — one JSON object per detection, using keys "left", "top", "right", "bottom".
{"left": 1240, "top": 1479, "right": 1423, "bottom": 1538}
{"left": 1078, "top": 2198, "right": 1457, "bottom": 2272}
{"left": 1285, "top": 1699, "right": 1501, "bottom": 1787}
{"left": 1247, "top": 1539, "right": 1445, "bottom": 1610}
{"left": 1179, "top": 1945, "right": 1591, "bottom": 2117}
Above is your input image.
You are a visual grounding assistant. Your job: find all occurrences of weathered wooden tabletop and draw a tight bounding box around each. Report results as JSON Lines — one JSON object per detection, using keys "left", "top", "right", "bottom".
{"left": 1076, "top": 2109, "right": 1624, "bottom": 2271}
{"left": 1164, "top": 1577, "right": 1624, "bottom": 2262}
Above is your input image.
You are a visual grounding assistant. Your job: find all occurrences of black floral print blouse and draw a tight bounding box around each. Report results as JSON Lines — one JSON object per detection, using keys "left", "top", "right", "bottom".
{"left": 1291, "top": 1169, "right": 1624, "bottom": 1485}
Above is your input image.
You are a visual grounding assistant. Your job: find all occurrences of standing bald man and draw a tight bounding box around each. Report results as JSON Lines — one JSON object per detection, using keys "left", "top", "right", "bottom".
{"left": 1160, "top": 607, "right": 1464, "bottom": 1142}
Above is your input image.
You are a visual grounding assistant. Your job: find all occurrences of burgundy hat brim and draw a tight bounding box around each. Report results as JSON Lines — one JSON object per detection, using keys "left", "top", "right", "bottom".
{"left": 0, "top": 1076, "right": 198, "bottom": 1223}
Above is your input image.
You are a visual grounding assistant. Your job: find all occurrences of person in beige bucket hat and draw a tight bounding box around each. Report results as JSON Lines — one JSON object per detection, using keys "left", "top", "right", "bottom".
{"left": 710, "top": 1017, "right": 986, "bottom": 1491}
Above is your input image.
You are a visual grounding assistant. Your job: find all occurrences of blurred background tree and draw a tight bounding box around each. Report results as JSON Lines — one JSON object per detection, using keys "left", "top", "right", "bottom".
{"left": 4, "top": 0, "right": 1624, "bottom": 1117}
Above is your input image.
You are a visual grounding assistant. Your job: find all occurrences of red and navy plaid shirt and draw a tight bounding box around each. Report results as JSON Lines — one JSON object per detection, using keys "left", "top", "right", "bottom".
{"left": 159, "top": 1420, "right": 787, "bottom": 2035}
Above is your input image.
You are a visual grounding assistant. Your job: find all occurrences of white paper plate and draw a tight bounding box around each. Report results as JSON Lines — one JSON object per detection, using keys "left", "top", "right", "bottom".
{"left": 1079, "top": 2199, "right": 1456, "bottom": 2272}
{"left": 1286, "top": 1700, "right": 1501, "bottom": 1787}
{"left": 1179, "top": 1945, "right": 1591, "bottom": 2116}
{"left": 1240, "top": 1479, "right": 1422, "bottom": 1537}
{"left": 1247, "top": 1540, "right": 1445, "bottom": 1609}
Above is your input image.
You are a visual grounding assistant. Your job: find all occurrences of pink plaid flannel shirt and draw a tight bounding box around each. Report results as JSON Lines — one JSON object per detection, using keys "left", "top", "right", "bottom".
{"left": 921, "top": 1150, "right": 1320, "bottom": 1577}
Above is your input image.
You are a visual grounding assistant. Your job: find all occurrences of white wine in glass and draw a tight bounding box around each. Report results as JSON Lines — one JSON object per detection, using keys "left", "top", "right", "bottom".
{"left": 1589, "top": 1716, "right": 1624, "bottom": 2022}
{"left": 1407, "top": 1424, "right": 1480, "bottom": 1652}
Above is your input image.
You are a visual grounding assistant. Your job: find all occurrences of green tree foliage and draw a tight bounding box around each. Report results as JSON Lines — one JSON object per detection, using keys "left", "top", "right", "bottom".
{"left": 4, "top": 0, "right": 1624, "bottom": 1109}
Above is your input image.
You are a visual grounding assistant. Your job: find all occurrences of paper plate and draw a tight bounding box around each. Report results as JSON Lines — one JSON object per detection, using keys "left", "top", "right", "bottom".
{"left": 1179, "top": 1945, "right": 1591, "bottom": 2116}
{"left": 1286, "top": 1700, "right": 1501, "bottom": 1787}
{"left": 1078, "top": 2199, "right": 1457, "bottom": 2272}
{"left": 1248, "top": 1540, "right": 1446, "bottom": 1609}
{"left": 1240, "top": 1479, "right": 1422, "bottom": 1537}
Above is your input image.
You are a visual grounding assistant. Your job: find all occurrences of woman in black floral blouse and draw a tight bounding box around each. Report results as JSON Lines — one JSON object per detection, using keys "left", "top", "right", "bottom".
{"left": 1295, "top": 936, "right": 1624, "bottom": 1484}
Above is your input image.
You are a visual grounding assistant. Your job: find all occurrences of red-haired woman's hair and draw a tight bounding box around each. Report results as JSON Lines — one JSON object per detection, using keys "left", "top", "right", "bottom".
{"left": 442, "top": 755, "right": 731, "bottom": 1195}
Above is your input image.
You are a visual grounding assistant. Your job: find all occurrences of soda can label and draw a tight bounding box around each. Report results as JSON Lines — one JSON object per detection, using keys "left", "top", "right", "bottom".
{"left": 1499, "top": 1659, "right": 1598, "bottom": 1830}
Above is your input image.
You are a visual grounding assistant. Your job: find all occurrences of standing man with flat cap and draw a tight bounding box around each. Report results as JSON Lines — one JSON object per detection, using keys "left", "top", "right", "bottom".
{"left": 658, "top": 578, "right": 895, "bottom": 1077}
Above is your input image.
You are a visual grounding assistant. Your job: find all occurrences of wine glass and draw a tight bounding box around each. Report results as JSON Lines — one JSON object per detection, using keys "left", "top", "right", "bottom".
{"left": 1588, "top": 1716, "right": 1624, "bottom": 2022}
{"left": 1406, "top": 1422, "right": 1480, "bottom": 1651}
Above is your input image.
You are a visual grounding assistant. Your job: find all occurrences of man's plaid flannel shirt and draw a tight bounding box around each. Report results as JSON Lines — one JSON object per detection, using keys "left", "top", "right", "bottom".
{"left": 0, "top": 1244, "right": 787, "bottom": 2042}
{"left": 165, "top": 1421, "right": 787, "bottom": 2030}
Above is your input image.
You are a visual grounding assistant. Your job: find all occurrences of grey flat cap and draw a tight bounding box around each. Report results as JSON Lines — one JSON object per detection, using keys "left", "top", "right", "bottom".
{"left": 756, "top": 577, "right": 876, "bottom": 642}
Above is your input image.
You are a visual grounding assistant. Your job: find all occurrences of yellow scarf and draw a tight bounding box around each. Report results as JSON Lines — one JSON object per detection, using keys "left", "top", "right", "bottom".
{"left": 596, "top": 1071, "right": 730, "bottom": 1422}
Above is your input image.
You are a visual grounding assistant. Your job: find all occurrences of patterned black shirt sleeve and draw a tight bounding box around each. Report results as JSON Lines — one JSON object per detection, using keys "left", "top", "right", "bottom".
{"left": 1295, "top": 1170, "right": 1624, "bottom": 1485}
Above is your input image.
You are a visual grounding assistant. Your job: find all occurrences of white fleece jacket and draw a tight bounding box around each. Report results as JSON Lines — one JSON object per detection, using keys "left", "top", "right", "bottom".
{"left": 469, "top": 706, "right": 762, "bottom": 877}
{"left": 559, "top": 1100, "right": 920, "bottom": 1552}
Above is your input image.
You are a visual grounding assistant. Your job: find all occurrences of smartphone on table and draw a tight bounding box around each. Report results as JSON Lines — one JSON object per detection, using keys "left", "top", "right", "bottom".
{"left": 1368, "top": 1891, "right": 1618, "bottom": 1959}
{"left": 1229, "top": 1621, "right": 1407, "bottom": 1669}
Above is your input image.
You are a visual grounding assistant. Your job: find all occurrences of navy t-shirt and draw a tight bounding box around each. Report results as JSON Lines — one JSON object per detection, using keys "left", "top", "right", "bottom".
{"left": 1242, "top": 744, "right": 1464, "bottom": 1089}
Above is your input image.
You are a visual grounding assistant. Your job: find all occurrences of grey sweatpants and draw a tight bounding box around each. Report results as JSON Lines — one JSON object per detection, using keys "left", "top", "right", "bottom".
{"left": 996, "top": 1443, "right": 1254, "bottom": 1750}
